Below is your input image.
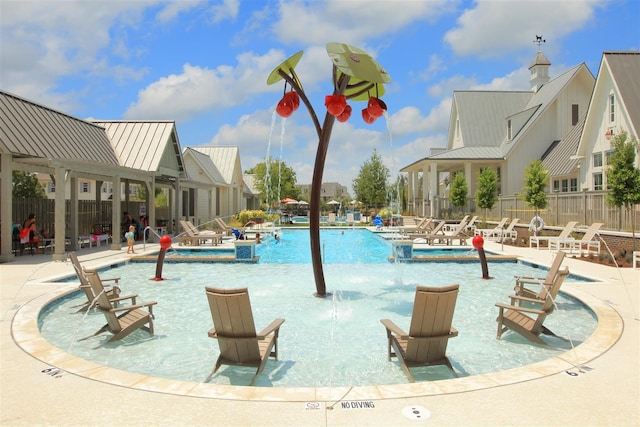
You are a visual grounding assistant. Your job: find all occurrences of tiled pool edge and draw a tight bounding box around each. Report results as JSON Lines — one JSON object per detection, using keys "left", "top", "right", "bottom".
{"left": 11, "top": 282, "right": 622, "bottom": 402}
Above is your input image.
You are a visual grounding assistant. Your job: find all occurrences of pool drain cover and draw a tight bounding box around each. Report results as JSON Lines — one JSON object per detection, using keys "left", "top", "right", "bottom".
{"left": 402, "top": 405, "right": 431, "bottom": 420}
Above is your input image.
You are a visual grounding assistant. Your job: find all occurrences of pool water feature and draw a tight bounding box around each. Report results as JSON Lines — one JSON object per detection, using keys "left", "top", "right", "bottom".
{"left": 39, "top": 230, "right": 597, "bottom": 388}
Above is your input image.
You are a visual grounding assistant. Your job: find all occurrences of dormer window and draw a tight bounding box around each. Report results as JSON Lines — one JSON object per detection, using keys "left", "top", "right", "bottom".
{"left": 507, "top": 119, "right": 512, "bottom": 140}
{"left": 609, "top": 93, "right": 615, "bottom": 122}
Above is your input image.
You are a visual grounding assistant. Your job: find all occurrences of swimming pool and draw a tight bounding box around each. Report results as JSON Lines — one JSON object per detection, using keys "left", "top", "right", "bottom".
{"left": 39, "top": 229, "right": 597, "bottom": 387}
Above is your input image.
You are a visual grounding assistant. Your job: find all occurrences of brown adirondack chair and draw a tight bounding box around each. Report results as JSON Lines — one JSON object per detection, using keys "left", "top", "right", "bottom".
{"left": 380, "top": 284, "right": 460, "bottom": 382}
{"left": 496, "top": 267, "right": 570, "bottom": 345}
{"left": 84, "top": 269, "right": 156, "bottom": 342}
{"left": 205, "top": 287, "right": 285, "bottom": 385}
{"left": 68, "top": 252, "right": 135, "bottom": 312}
{"left": 513, "top": 251, "right": 566, "bottom": 301}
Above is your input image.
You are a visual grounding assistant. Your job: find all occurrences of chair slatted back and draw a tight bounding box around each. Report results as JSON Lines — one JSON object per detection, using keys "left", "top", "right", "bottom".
{"left": 504, "top": 218, "right": 520, "bottom": 232}
{"left": 579, "top": 223, "right": 604, "bottom": 242}
{"left": 85, "top": 270, "right": 122, "bottom": 333}
{"left": 533, "top": 268, "right": 569, "bottom": 331}
{"left": 558, "top": 221, "right": 579, "bottom": 239}
{"left": 206, "top": 287, "right": 260, "bottom": 363}
{"left": 406, "top": 285, "right": 459, "bottom": 364}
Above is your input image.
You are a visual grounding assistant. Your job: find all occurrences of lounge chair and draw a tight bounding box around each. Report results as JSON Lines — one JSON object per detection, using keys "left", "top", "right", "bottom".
{"left": 464, "top": 215, "right": 479, "bottom": 233}
{"left": 495, "top": 268, "right": 569, "bottom": 345}
{"left": 214, "top": 218, "right": 235, "bottom": 237}
{"left": 410, "top": 220, "right": 446, "bottom": 242}
{"left": 513, "top": 251, "right": 566, "bottom": 301}
{"left": 483, "top": 218, "right": 520, "bottom": 241}
{"left": 443, "top": 215, "right": 469, "bottom": 233}
{"left": 529, "top": 221, "right": 578, "bottom": 250}
{"left": 328, "top": 213, "right": 337, "bottom": 225}
{"left": 204, "top": 287, "right": 285, "bottom": 385}
{"left": 400, "top": 218, "right": 433, "bottom": 237}
{"left": 179, "top": 220, "right": 222, "bottom": 246}
{"left": 83, "top": 269, "right": 157, "bottom": 342}
{"left": 68, "top": 252, "right": 135, "bottom": 312}
{"left": 420, "top": 219, "right": 469, "bottom": 245}
{"left": 474, "top": 217, "right": 508, "bottom": 239}
{"left": 346, "top": 213, "right": 356, "bottom": 225}
{"left": 380, "top": 284, "right": 459, "bottom": 382}
{"left": 549, "top": 223, "right": 604, "bottom": 256}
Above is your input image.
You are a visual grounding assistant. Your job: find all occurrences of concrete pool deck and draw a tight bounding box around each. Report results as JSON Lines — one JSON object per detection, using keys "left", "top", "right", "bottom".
{"left": 1, "top": 236, "right": 638, "bottom": 426}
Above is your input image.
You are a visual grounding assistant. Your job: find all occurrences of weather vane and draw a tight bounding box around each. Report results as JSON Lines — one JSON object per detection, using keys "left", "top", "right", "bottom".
{"left": 533, "top": 35, "right": 546, "bottom": 50}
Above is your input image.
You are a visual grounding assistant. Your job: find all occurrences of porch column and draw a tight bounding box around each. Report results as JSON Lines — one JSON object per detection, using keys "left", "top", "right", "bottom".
{"left": 407, "top": 172, "right": 414, "bottom": 214}
{"left": 0, "top": 153, "right": 13, "bottom": 262}
{"left": 110, "top": 175, "right": 122, "bottom": 250}
{"left": 52, "top": 167, "right": 67, "bottom": 261}
{"left": 465, "top": 161, "right": 472, "bottom": 210}
{"left": 68, "top": 175, "right": 78, "bottom": 251}
{"left": 429, "top": 163, "right": 438, "bottom": 218}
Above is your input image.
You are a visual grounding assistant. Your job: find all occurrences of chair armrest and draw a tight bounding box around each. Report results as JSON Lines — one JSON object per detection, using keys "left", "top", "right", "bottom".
{"left": 109, "top": 301, "right": 157, "bottom": 313}
{"left": 257, "top": 318, "right": 285, "bottom": 338}
{"left": 110, "top": 294, "right": 138, "bottom": 304}
{"left": 495, "top": 302, "right": 545, "bottom": 315}
{"left": 508, "top": 294, "right": 546, "bottom": 304}
{"left": 101, "top": 277, "right": 121, "bottom": 285}
{"left": 380, "top": 319, "right": 409, "bottom": 339}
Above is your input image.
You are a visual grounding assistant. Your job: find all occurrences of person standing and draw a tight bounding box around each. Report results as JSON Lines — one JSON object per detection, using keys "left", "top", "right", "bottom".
{"left": 125, "top": 225, "right": 136, "bottom": 254}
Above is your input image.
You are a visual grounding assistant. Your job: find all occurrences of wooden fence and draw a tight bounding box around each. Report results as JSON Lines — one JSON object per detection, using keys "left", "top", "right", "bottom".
{"left": 418, "top": 190, "right": 639, "bottom": 232}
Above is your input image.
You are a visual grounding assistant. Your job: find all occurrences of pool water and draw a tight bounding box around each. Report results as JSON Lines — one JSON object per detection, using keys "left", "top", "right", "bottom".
{"left": 39, "top": 229, "right": 596, "bottom": 387}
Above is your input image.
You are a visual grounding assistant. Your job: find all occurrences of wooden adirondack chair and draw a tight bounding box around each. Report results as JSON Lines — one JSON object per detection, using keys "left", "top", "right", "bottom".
{"left": 205, "top": 287, "right": 285, "bottom": 385}
{"left": 68, "top": 252, "right": 134, "bottom": 312}
{"left": 380, "top": 284, "right": 460, "bottom": 382}
{"left": 84, "top": 269, "right": 157, "bottom": 342}
{"left": 495, "top": 268, "right": 570, "bottom": 345}
{"left": 514, "top": 251, "right": 566, "bottom": 300}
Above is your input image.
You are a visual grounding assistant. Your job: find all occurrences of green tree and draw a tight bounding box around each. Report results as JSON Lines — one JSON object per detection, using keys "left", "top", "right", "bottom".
{"left": 12, "top": 171, "right": 46, "bottom": 198}
{"left": 387, "top": 174, "right": 407, "bottom": 214}
{"left": 522, "top": 160, "right": 549, "bottom": 234}
{"left": 606, "top": 131, "right": 640, "bottom": 249}
{"left": 475, "top": 167, "right": 499, "bottom": 224}
{"left": 352, "top": 149, "right": 389, "bottom": 209}
{"left": 245, "top": 158, "right": 299, "bottom": 207}
{"left": 449, "top": 172, "right": 468, "bottom": 214}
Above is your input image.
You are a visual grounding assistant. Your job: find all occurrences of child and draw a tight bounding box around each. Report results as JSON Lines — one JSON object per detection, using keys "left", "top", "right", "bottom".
{"left": 125, "top": 225, "right": 136, "bottom": 254}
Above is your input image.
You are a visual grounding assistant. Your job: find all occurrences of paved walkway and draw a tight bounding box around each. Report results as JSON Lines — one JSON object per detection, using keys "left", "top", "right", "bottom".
{"left": 1, "top": 237, "right": 638, "bottom": 426}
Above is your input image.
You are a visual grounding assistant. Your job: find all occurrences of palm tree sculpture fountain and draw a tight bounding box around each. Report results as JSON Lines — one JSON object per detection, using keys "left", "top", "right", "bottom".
{"left": 267, "top": 43, "right": 391, "bottom": 297}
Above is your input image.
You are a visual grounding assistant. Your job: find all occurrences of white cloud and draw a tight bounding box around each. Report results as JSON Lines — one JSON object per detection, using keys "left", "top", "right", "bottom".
{"left": 444, "top": 0, "right": 606, "bottom": 58}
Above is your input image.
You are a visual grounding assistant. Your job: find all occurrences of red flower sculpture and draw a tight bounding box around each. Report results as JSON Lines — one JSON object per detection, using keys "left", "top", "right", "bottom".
{"left": 336, "top": 104, "right": 352, "bottom": 122}
{"left": 325, "top": 94, "right": 347, "bottom": 116}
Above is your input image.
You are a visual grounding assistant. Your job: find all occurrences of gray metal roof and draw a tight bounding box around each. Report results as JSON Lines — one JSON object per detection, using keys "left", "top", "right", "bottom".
{"left": 0, "top": 90, "right": 119, "bottom": 164}
{"left": 191, "top": 146, "right": 240, "bottom": 185}
{"left": 183, "top": 147, "right": 226, "bottom": 185}
{"left": 454, "top": 91, "right": 532, "bottom": 148}
{"left": 542, "top": 116, "right": 584, "bottom": 176}
{"left": 502, "top": 63, "right": 592, "bottom": 157}
{"left": 428, "top": 146, "right": 503, "bottom": 160}
{"left": 92, "top": 121, "right": 185, "bottom": 175}
{"left": 605, "top": 51, "right": 640, "bottom": 135}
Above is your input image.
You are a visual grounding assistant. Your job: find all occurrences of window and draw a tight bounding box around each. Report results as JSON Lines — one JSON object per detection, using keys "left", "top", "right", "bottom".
{"left": 609, "top": 94, "right": 615, "bottom": 122}
{"left": 570, "top": 178, "right": 578, "bottom": 192}
{"left": 507, "top": 119, "right": 512, "bottom": 140}
{"left": 571, "top": 104, "right": 579, "bottom": 126}
{"left": 593, "top": 152, "right": 603, "bottom": 168}
{"left": 561, "top": 179, "right": 569, "bottom": 192}
{"left": 80, "top": 182, "right": 90, "bottom": 193}
{"left": 605, "top": 150, "right": 614, "bottom": 165}
{"left": 553, "top": 180, "right": 560, "bottom": 192}
{"left": 47, "top": 182, "right": 55, "bottom": 193}
{"left": 593, "top": 173, "right": 603, "bottom": 190}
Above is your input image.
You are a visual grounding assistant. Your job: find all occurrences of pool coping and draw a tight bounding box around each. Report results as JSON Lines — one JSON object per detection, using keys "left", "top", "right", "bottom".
{"left": 11, "top": 278, "right": 622, "bottom": 403}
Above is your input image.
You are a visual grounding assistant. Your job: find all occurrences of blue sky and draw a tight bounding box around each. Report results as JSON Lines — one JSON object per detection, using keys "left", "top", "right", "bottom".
{"left": 1, "top": 0, "right": 639, "bottom": 194}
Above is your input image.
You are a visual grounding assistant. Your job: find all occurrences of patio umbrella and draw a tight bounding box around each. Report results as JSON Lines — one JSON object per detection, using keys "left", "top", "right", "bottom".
{"left": 281, "top": 198, "right": 298, "bottom": 204}
{"left": 297, "top": 200, "right": 309, "bottom": 205}
{"left": 326, "top": 200, "right": 340, "bottom": 205}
